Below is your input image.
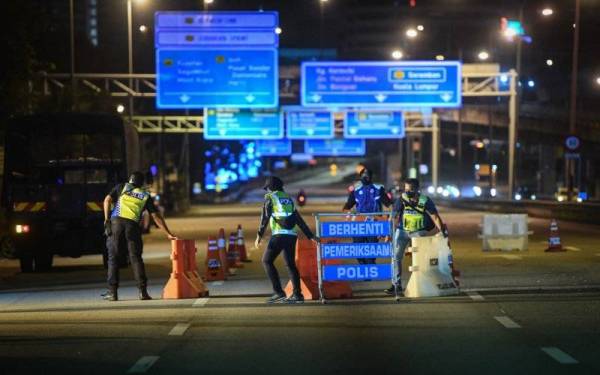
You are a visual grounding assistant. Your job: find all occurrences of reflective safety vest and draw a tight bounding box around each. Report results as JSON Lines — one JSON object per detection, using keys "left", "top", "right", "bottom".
{"left": 267, "top": 191, "right": 297, "bottom": 236}
{"left": 354, "top": 182, "right": 382, "bottom": 213}
{"left": 401, "top": 193, "right": 429, "bottom": 232}
{"left": 111, "top": 183, "right": 150, "bottom": 223}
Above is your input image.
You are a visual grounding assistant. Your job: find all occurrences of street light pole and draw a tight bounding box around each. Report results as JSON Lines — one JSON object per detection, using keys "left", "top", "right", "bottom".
{"left": 567, "top": 0, "right": 581, "bottom": 199}
{"left": 69, "top": 0, "right": 77, "bottom": 110}
{"left": 127, "top": 0, "right": 134, "bottom": 122}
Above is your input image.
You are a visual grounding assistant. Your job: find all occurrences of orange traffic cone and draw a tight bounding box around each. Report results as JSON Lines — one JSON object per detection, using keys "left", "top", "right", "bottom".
{"left": 284, "top": 238, "right": 352, "bottom": 300}
{"left": 163, "top": 239, "right": 209, "bottom": 299}
{"left": 237, "top": 224, "right": 251, "bottom": 262}
{"left": 227, "top": 232, "right": 244, "bottom": 268}
{"left": 217, "top": 228, "right": 232, "bottom": 276}
{"left": 545, "top": 219, "right": 565, "bottom": 252}
{"left": 204, "top": 236, "right": 227, "bottom": 281}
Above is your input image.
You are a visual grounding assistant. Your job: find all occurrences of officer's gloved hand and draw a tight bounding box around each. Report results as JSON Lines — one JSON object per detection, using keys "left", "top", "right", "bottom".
{"left": 104, "top": 220, "right": 112, "bottom": 237}
{"left": 441, "top": 224, "right": 449, "bottom": 238}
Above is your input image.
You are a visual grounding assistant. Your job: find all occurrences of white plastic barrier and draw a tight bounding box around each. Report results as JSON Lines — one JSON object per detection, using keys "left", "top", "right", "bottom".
{"left": 479, "top": 214, "right": 533, "bottom": 251}
{"left": 404, "top": 235, "right": 459, "bottom": 298}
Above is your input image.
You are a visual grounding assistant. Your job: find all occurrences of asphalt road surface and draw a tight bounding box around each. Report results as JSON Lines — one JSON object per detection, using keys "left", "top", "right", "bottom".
{"left": 1, "top": 199, "right": 600, "bottom": 374}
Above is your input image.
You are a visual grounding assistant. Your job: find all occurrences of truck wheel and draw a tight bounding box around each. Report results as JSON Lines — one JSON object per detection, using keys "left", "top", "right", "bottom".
{"left": 19, "top": 253, "right": 34, "bottom": 273}
{"left": 34, "top": 253, "right": 54, "bottom": 272}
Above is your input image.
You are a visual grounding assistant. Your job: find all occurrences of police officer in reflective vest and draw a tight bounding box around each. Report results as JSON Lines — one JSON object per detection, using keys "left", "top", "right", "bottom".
{"left": 343, "top": 168, "right": 393, "bottom": 264}
{"left": 255, "top": 176, "right": 316, "bottom": 304}
{"left": 102, "top": 171, "right": 177, "bottom": 301}
{"left": 385, "top": 178, "right": 448, "bottom": 296}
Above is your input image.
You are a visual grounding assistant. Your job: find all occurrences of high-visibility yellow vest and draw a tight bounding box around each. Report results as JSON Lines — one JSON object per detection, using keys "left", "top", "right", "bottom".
{"left": 111, "top": 183, "right": 150, "bottom": 223}
{"left": 267, "top": 191, "right": 297, "bottom": 236}
{"left": 402, "top": 193, "right": 428, "bottom": 232}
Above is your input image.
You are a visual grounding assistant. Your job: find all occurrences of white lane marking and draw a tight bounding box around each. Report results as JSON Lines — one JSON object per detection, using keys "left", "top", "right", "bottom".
{"left": 564, "top": 246, "right": 581, "bottom": 252}
{"left": 494, "top": 316, "right": 521, "bottom": 329}
{"left": 467, "top": 292, "right": 485, "bottom": 301}
{"left": 193, "top": 297, "right": 210, "bottom": 307}
{"left": 500, "top": 254, "right": 523, "bottom": 260}
{"left": 210, "top": 281, "right": 224, "bottom": 286}
{"left": 127, "top": 356, "right": 160, "bottom": 373}
{"left": 168, "top": 323, "right": 191, "bottom": 336}
{"left": 541, "top": 347, "right": 579, "bottom": 364}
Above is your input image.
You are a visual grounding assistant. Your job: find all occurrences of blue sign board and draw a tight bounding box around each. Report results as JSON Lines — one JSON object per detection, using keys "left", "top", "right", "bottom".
{"left": 256, "top": 139, "right": 292, "bottom": 156}
{"left": 285, "top": 107, "right": 334, "bottom": 139}
{"left": 344, "top": 110, "right": 404, "bottom": 139}
{"left": 156, "top": 12, "right": 278, "bottom": 31}
{"left": 323, "top": 264, "right": 392, "bottom": 281}
{"left": 156, "top": 31, "right": 278, "bottom": 48}
{"left": 321, "top": 242, "right": 392, "bottom": 259}
{"left": 304, "top": 139, "right": 365, "bottom": 157}
{"left": 320, "top": 221, "right": 391, "bottom": 238}
{"left": 301, "top": 61, "right": 462, "bottom": 108}
{"left": 203, "top": 108, "right": 283, "bottom": 140}
{"left": 156, "top": 48, "right": 278, "bottom": 109}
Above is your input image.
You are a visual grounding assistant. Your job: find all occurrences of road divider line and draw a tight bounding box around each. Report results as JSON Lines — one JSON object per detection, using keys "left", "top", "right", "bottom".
{"left": 564, "top": 246, "right": 581, "bottom": 252}
{"left": 494, "top": 316, "right": 521, "bottom": 329}
{"left": 168, "top": 323, "right": 191, "bottom": 336}
{"left": 193, "top": 297, "right": 210, "bottom": 307}
{"left": 467, "top": 292, "right": 485, "bottom": 301}
{"left": 210, "top": 281, "right": 224, "bottom": 286}
{"left": 127, "top": 356, "right": 160, "bottom": 373}
{"left": 541, "top": 347, "right": 578, "bottom": 364}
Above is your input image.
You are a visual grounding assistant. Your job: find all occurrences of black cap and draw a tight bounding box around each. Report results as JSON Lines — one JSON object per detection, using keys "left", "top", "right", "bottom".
{"left": 129, "top": 171, "right": 145, "bottom": 187}
{"left": 263, "top": 176, "right": 284, "bottom": 191}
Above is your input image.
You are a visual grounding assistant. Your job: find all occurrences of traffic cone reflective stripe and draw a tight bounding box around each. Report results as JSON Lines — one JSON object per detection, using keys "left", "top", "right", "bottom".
{"left": 237, "top": 224, "right": 251, "bottom": 262}
{"left": 204, "top": 236, "right": 227, "bottom": 281}
{"left": 218, "top": 228, "right": 233, "bottom": 275}
{"left": 228, "top": 232, "right": 244, "bottom": 268}
{"left": 545, "top": 219, "right": 565, "bottom": 252}
{"left": 163, "top": 239, "right": 209, "bottom": 299}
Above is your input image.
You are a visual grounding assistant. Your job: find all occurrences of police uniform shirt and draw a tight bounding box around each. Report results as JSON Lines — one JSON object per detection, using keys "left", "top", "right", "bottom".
{"left": 257, "top": 192, "right": 315, "bottom": 239}
{"left": 342, "top": 184, "right": 393, "bottom": 211}
{"left": 109, "top": 183, "right": 158, "bottom": 221}
{"left": 393, "top": 194, "right": 438, "bottom": 229}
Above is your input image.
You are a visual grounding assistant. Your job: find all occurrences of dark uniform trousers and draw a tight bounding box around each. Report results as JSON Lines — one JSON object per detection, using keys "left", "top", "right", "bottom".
{"left": 108, "top": 217, "right": 148, "bottom": 289}
{"left": 262, "top": 234, "right": 301, "bottom": 295}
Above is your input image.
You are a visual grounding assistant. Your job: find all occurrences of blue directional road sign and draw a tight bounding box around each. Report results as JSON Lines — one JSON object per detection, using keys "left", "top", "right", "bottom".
{"left": 302, "top": 61, "right": 462, "bottom": 108}
{"left": 304, "top": 139, "right": 365, "bottom": 157}
{"left": 321, "top": 242, "right": 392, "bottom": 259}
{"left": 323, "top": 264, "right": 392, "bottom": 281}
{"left": 320, "top": 220, "right": 391, "bottom": 238}
{"left": 344, "top": 110, "right": 404, "bottom": 139}
{"left": 157, "top": 48, "right": 278, "bottom": 109}
{"left": 156, "top": 11, "right": 278, "bottom": 31}
{"left": 203, "top": 108, "right": 283, "bottom": 140}
{"left": 256, "top": 139, "right": 292, "bottom": 156}
{"left": 285, "top": 107, "right": 334, "bottom": 139}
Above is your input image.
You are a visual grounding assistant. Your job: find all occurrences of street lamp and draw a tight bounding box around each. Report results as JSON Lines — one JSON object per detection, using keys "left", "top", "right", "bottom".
{"left": 435, "top": 55, "right": 445, "bottom": 61}
{"left": 541, "top": 7, "right": 554, "bottom": 16}
{"left": 417, "top": 24, "right": 424, "bottom": 31}
{"left": 275, "top": 27, "right": 282, "bottom": 34}
{"left": 139, "top": 25, "right": 147, "bottom": 33}
{"left": 204, "top": 0, "right": 214, "bottom": 4}
{"left": 546, "top": 59, "right": 553, "bottom": 66}
{"left": 406, "top": 28, "right": 418, "bottom": 38}
{"left": 391, "top": 50, "right": 403, "bottom": 60}
{"left": 527, "top": 79, "right": 535, "bottom": 88}
{"left": 596, "top": 76, "right": 600, "bottom": 86}
{"left": 116, "top": 104, "right": 125, "bottom": 113}
{"left": 477, "top": 50, "right": 490, "bottom": 61}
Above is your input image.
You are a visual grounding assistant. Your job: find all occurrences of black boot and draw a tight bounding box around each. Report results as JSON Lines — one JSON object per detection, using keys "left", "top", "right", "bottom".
{"left": 139, "top": 287, "right": 152, "bottom": 300}
{"left": 103, "top": 288, "right": 118, "bottom": 301}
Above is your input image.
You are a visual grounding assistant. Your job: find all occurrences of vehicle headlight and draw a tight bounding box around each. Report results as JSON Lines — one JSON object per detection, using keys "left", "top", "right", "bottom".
{"left": 436, "top": 186, "right": 444, "bottom": 194}
{"left": 15, "top": 224, "right": 30, "bottom": 234}
{"left": 577, "top": 197, "right": 583, "bottom": 203}
{"left": 557, "top": 196, "right": 565, "bottom": 202}
{"left": 442, "top": 189, "right": 450, "bottom": 197}
{"left": 514, "top": 193, "right": 522, "bottom": 201}
{"left": 473, "top": 186, "right": 482, "bottom": 196}
{"left": 530, "top": 194, "right": 536, "bottom": 200}
{"left": 427, "top": 186, "right": 435, "bottom": 194}
{"left": 490, "top": 188, "right": 497, "bottom": 197}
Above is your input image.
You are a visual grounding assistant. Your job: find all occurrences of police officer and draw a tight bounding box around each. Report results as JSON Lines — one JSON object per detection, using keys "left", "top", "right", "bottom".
{"left": 385, "top": 178, "right": 448, "bottom": 296}
{"left": 342, "top": 168, "right": 393, "bottom": 264}
{"left": 102, "top": 171, "right": 177, "bottom": 301}
{"left": 255, "top": 176, "right": 316, "bottom": 304}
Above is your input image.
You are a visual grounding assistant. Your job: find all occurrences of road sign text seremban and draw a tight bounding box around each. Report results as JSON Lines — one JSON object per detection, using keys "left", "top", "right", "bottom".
{"left": 320, "top": 221, "right": 391, "bottom": 238}
{"left": 321, "top": 242, "right": 392, "bottom": 259}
